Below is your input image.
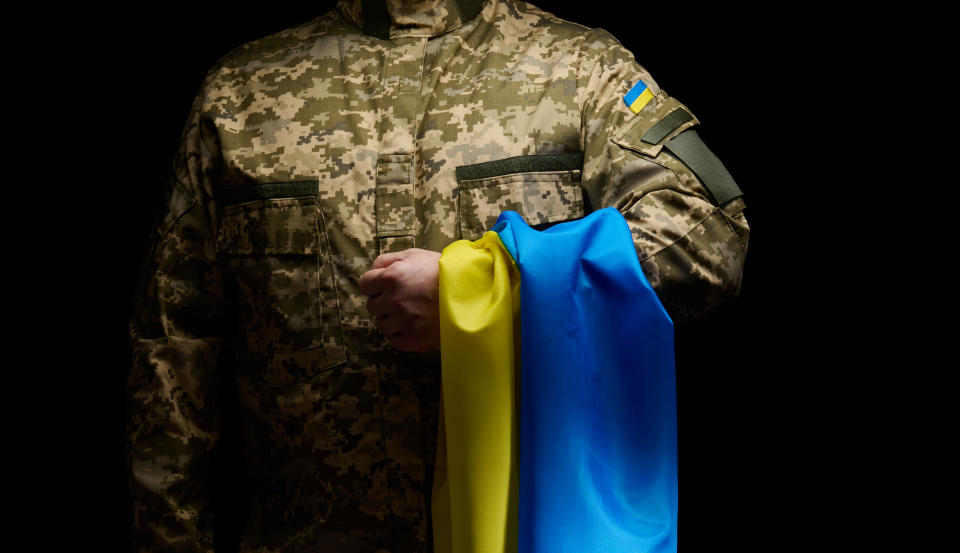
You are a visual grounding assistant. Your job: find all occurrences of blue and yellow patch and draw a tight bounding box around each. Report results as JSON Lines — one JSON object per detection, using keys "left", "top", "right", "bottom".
{"left": 623, "top": 79, "right": 654, "bottom": 114}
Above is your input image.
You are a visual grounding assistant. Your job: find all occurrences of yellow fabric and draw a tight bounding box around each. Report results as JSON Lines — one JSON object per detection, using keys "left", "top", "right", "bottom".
{"left": 629, "top": 86, "right": 655, "bottom": 113}
{"left": 432, "top": 231, "right": 520, "bottom": 553}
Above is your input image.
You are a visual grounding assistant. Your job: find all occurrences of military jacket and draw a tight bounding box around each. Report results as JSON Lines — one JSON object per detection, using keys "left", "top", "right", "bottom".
{"left": 127, "top": 1, "right": 749, "bottom": 552}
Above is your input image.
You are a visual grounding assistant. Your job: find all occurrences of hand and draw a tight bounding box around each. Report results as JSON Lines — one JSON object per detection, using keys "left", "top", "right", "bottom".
{"left": 358, "top": 248, "right": 442, "bottom": 352}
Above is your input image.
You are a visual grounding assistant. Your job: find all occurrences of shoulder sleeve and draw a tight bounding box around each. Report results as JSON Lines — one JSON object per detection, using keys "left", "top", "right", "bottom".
{"left": 577, "top": 30, "right": 749, "bottom": 322}
{"left": 127, "top": 81, "right": 226, "bottom": 553}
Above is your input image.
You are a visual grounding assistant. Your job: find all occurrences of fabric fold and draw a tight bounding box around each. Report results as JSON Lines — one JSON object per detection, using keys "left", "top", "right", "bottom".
{"left": 434, "top": 208, "right": 677, "bottom": 553}
{"left": 435, "top": 231, "right": 521, "bottom": 553}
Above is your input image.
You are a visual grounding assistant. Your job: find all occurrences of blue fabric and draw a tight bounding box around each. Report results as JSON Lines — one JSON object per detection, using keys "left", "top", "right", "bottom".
{"left": 623, "top": 79, "right": 648, "bottom": 106}
{"left": 493, "top": 208, "right": 678, "bottom": 553}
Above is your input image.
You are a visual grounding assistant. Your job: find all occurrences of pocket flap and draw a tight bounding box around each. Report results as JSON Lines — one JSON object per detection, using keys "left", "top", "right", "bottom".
{"left": 456, "top": 153, "right": 585, "bottom": 240}
{"left": 217, "top": 197, "right": 320, "bottom": 255}
{"left": 455, "top": 152, "right": 583, "bottom": 182}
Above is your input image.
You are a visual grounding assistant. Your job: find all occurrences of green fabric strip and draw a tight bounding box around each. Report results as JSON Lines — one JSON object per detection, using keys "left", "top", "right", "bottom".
{"left": 663, "top": 130, "right": 742, "bottom": 205}
{"left": 222, "top": 181, "right": 318, "bottom": 207}
{"left": 456, "top": 153, "right": 583, "bottom": 182}
{"left": 361, "top": 0, "right": 391, "bottom": 40}
{"left": 452, "top": 0, "right": 484, "bottom": 22}
{"left": 642, "top": 108, "right": 693, "bottom": 145}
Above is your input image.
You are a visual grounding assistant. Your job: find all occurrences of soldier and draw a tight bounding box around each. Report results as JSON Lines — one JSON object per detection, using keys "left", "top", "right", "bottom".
{"left": 127, "top": 1, "right": 748, "bottom": 552}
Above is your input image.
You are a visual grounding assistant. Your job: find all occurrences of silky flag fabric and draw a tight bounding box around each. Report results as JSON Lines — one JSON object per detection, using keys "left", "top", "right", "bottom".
{"left": 434, "top": 231, "right": 521, "bottom": 553}
{"left": 435, "top": 207, "right": 677, "bottom": 553}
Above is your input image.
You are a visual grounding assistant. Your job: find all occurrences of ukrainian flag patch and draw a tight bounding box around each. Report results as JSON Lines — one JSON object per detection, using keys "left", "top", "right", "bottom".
{"left": 623, "top": 79, "right": 654, "bottom": 114}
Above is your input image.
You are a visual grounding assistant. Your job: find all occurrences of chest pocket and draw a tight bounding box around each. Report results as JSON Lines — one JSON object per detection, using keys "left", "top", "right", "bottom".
{"left": 216, "top": 189, "right": 346, "bottom": 387}
{"left": 456, "top": 153, "right": 586, "bottom": 241}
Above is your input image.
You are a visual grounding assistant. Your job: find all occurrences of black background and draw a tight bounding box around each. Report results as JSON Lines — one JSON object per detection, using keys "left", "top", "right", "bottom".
{"left": 14, "top": 3, "right": 957, "bottom": 551}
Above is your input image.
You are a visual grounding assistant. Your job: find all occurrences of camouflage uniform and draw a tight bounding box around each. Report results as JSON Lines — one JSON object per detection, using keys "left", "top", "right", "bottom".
{"left": 127, "top": 0, "right": 749, "bottom": 552}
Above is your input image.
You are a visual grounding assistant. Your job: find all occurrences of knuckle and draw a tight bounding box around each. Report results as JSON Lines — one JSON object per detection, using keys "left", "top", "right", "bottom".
{"left": 386, "top": 259, "right": 407, "bottom": 277}
{"left": 380, "top": 266, "right": 399, "bottom": 284}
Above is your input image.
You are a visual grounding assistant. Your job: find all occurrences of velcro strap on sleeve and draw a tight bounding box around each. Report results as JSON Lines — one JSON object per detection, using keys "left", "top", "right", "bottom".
{"left": 611, "top": 96, "right": 699, "bottom": 157}
{"left": 663, "top": 130, "right": 743, "bottom": 205}
{"left": 642, "top": 108, "right": 694, "bottom": 145}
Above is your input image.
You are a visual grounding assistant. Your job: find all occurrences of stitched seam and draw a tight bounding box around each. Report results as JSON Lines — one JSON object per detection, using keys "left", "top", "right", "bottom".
{"left": 720, "top": 209, "right": 747, "bottom": 254}
{"left": 457, "top": 171, "right": 581, "bottom": 189}
{"left": 221, "top": 181, "right": 318, "bottom": 207}
{"left": 640, "top": 207, "right": 721, "bottom": 260}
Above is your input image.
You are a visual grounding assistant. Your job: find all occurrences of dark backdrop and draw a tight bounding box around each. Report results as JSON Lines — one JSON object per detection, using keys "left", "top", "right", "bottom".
{"left": 15, "top": 3, "right": 956, "bottom": 551}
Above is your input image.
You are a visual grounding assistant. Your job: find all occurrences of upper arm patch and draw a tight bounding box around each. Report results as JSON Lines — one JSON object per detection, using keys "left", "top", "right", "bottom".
{"left": 642, "top": 108, "right": 694, "bottom": 145}
{"left": 611, "top": 94, "right": 699, "bottom": 157}
{"left": 623, "top": 79, "right": 655, "bottom": 114}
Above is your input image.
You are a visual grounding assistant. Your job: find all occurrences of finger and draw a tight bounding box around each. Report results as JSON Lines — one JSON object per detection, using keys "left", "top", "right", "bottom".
{"left": 375, "top": 314, "right": 406, "bottom": 337}
{"left": 366, "top": 293, "right": 388, "bottom": 317}
{"left": 358, "top": 267, "right": 387, "bottom": 296}
{"left": 372, "top": 249, "right": 412, "bottom": 270}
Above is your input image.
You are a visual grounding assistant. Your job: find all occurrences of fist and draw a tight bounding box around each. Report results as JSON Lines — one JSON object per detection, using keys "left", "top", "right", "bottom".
{"left": 358, "top": 248, "right": 442, "bottom": 352}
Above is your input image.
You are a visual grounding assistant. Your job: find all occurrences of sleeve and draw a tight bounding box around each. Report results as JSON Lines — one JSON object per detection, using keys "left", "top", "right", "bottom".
{"left": 578, "top": 31, "right": 749, "bottom": 323}
{"left": 126, "top": 85, "right": 226, "bottom": 552}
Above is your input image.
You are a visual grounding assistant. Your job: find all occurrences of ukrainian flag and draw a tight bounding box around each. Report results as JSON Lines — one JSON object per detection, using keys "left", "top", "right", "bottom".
{"left": 624, "top": 79, "right": 655, "bottom": 114}
{"left": 433, "top": 208, "right": 678, "bottom": 553}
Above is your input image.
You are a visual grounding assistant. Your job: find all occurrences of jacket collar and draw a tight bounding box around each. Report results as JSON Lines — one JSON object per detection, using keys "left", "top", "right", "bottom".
{"left": 338, "top": 0, "right": 486, "bottom": 39}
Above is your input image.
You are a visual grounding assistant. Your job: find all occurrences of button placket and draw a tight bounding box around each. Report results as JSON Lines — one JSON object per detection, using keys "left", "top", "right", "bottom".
{"left": 373, "top": 36, "right": 431, "bottom": 522}
{"left": 375, "top": 38, "right": 427, "bottom": 255}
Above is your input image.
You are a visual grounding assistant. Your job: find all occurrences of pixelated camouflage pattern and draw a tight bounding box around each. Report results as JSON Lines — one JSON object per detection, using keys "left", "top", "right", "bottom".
{"left": 457, "top": 168, "right": 583, "bottom": 240}
{"left": 128, "top": 0, "right": 748, "bottom": 552}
